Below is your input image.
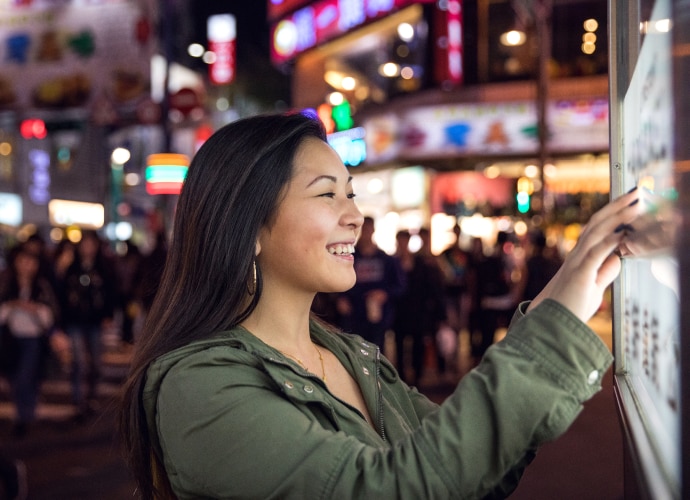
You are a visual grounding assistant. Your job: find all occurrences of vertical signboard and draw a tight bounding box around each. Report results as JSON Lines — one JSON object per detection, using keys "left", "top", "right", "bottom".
{"left": 610, "top": 0, "right": 685, "bottom": 497}
{"left": 433, "top": 0, "right": 463, "bottom": 85}
{"left": 207, "top": 14, "right": 236, "bottom": 85}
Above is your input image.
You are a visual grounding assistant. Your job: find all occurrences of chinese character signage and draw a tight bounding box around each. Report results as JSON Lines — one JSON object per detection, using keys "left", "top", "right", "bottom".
{"left": 0, "top": 0, "right": 155, "bottom": 114}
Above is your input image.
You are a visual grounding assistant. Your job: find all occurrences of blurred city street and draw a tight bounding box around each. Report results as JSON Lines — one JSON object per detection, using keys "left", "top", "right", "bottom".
{"left": 0, "top": 343, "right": 135, "bottom": 499}
{"left": 0, "top": 313, "right": 624, "bottom": 499}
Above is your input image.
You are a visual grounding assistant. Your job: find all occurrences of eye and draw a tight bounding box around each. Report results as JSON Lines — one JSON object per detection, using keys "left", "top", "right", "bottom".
{"left": 319, "top": 192, "right": 336, "bottom": 198}
{"left": 347, "top": 193, "right": 357, "bottom": 199}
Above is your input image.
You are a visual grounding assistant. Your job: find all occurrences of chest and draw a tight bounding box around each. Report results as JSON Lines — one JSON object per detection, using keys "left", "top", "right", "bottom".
{"left": 324, "top": 358, "right": 374, "bottom": 428}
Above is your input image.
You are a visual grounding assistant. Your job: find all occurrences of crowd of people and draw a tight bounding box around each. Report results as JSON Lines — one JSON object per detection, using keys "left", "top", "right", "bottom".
{"left": 0, "top": 229, "right": 167, "bottom": 438}
{"left": 313, "top": 218, "right": 564, "bottom": 387}
{"left": 0, "top": 211, "right": 564, "bottom": 444}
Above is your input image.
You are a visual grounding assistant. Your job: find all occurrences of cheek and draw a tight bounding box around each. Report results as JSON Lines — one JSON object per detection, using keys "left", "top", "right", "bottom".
{"left": 266, "top": 213, "right": 327, "bottom": 263}
{"left": 291, "top": 212, "right": 331, "bottom": 245}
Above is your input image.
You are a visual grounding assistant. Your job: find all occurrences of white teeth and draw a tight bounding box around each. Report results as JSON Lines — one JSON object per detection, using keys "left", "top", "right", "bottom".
{"left": 328, "top": 244, "right": 355, "bottom": 255}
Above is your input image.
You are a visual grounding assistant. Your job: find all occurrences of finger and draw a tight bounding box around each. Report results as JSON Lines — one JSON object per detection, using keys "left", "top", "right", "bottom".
{"left": 596, "top": 252, "right": 622, "bottom": 287}
{"left": 582, "top": 189, "right": 640, "bottom": 233}
{"left": 572, "top": 199, "right": 641, "bottom": 259}
{"left": 571, "top": 231, "right": 625, "bottom": 280}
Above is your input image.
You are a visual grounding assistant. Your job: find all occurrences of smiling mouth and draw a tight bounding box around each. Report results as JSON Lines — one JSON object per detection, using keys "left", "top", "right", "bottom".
{"left": 327, "top": 243, "right": 355, "bottom": 256}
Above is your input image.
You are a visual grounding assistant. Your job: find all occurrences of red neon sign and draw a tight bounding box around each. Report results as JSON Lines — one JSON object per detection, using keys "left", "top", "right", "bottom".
{"left": 20, "top": 119, "right": 47, "bottom": 140}
{"left": 434, "top": 0, "right": 463, "bottom": 85}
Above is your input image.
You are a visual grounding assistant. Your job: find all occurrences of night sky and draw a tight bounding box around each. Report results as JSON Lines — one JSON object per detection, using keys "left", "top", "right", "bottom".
{"left": 190, "top": 2, "right": 272, "bottom": 65}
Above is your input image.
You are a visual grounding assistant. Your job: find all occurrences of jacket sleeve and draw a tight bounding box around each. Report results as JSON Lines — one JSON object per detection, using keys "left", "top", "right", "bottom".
{"left": 154, "top": 299, "right": 612, "bottom": 499}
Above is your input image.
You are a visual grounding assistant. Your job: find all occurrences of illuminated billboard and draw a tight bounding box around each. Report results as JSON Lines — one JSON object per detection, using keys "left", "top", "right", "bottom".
{"left": 270, "top": 0, "right": 435, "bottom": 64}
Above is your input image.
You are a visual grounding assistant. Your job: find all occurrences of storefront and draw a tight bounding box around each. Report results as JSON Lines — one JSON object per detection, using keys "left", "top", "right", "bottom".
{"left": 0, "top": 0, "right": 159, "bottom": 246}
{"left": 270, "top": 1, "right": 613, "bottom": 256}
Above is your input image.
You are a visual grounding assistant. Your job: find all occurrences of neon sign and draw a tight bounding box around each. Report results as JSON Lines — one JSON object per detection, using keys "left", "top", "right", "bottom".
{"left": 28, "top": 149, "right": 50, "bottom": 205}
{"left": 146, "top": 153, "right": 190, "bottom": 195}
{"left": 328, "top": 127, "right": 367, "bottom": 167}
{"left": 271, "top": 0, "right": 435, "bottom": 64}
{"left": 207, "top": 14, "right": 236, "bottom": 85}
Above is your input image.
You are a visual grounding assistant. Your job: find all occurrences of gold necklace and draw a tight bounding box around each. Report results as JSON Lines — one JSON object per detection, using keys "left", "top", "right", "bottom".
{"left": 281, "top": 344, "right": 326, "bottom": 382}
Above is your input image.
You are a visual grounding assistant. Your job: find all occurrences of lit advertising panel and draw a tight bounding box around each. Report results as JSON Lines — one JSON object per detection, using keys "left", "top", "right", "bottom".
{"left": 0, "top": 0, "right": 155, "bottom": 113}
{"left": 48, "top": 199, "right": 104, "bottom": 229}
{"left": 361, "top": 98, "right": 609, "bottom": 164}
{"left": 207, "top": 14, "right": 236, "bottom": 85}
{"left": 0, "top": 193, "right": 22, "bottom": 227}
{"left": 271, "top": 0, "right": 435, "bottom": 64}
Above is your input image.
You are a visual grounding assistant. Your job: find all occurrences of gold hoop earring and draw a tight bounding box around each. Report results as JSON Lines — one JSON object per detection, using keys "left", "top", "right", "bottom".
{"left": 247, "top": 260, "right": 257, "bottom": 296}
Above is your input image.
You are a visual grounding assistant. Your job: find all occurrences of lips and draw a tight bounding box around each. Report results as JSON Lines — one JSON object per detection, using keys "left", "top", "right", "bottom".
{"left": 327, "top": 243, "right": 355, "bottom": 255}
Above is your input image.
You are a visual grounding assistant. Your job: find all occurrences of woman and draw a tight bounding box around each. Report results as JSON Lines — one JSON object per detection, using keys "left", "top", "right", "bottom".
{"left": 119, "top": 113, "right": 640, "bottom": 499}
{"left": 56, "top": 230, "right": 117, "bottom": 415}
{"left": 393, "top": 229, "right": 447, "bottom": 386}
{"left": 0, "top": 243, "right": 58, "bottom": 437}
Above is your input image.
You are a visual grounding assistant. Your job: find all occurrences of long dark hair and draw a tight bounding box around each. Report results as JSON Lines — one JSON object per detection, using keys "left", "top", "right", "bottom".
{"left": 119, "top": 113, "right": 327, "bottom": 499}
{"left": 0, "top": 244, "right": 48, "bottom": 303}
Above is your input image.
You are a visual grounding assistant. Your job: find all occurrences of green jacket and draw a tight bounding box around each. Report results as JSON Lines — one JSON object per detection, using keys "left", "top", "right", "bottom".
{"left": 142, "top": 299, "right": 613, "bottom": 499}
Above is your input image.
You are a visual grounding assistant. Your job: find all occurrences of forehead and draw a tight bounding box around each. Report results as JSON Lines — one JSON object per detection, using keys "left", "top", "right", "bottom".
{"left": 292, "top": 137, "right": 346, "bottom": 177}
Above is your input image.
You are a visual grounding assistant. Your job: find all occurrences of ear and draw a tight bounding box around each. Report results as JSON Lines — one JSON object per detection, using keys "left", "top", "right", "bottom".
{"left": 255, "top": 240, "right": 261, "bottom": 256}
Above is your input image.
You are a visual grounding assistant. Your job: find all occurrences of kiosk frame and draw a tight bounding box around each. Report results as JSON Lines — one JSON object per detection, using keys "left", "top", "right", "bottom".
{"left": 609, "top": 0, "right": 688, "bottom": 498}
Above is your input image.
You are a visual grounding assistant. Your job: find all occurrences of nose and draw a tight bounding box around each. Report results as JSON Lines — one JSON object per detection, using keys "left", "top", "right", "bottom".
{"left": 342, "top": 199, "right": 364, "bottom": 231}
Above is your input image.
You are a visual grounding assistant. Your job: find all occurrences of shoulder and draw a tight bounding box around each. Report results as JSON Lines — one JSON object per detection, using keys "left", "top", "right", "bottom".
{"left": 144, "top": 329, "right": 271, "bottom": 406}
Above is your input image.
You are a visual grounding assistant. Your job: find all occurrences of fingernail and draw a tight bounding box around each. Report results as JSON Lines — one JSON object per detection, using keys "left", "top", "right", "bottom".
{"left": 614, "top": 223, "right": 635, "bottom": 233}
{"left": 627, "top": 186, "right": 638, "bottom": 194}
{"left": 628, "top": 198, "right": 639, "bottom": 207}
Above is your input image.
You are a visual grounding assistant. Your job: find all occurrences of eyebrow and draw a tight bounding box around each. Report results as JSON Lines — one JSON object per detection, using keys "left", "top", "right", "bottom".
{"left": 306, "top": 175, "right": 353, "bottom": 187}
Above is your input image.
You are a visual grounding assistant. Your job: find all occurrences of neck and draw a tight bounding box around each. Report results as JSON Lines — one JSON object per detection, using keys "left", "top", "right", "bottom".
{"left": 240, "top": 285, "right": 315, "bottom": 351}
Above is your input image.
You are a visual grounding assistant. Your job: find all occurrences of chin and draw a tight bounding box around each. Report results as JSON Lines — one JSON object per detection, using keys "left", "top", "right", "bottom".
{"left": 323, "top": 277, "right": 356, "bottom": 293}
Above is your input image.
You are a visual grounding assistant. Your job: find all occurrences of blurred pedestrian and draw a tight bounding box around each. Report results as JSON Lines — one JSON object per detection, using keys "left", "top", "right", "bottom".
{"left": 115, "top": 240, "right": 142, "bottom": 345}
{"left": 56, "top": 230, "right": 117, "bottom": 417}
{"left": 474, "top": 231, "right": 519, "bottom": 361}
{"left": 438, "top": 222, "right": 476, "bottom": 340}
{"left": 393, "top": 228, "right": 446, "bottom": 385}
{"left": 130, "top": 231, "right": 168, "bottom": 342}
{"left": 0, "top": 244, "right": 59, "bottom": 437}
{"left": 336, "top": 216, "right": 405, "bottom": 351}
{"left": 21, "top": 233, "right": 55, "bottom": 286}
{"left": 521, "top": 229, "right": 562, "bottom": 301}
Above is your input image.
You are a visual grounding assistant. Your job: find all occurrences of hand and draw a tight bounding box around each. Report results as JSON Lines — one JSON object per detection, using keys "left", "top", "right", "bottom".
{"left": 616, "top": 188, "right": 676, "bottom": 258}
{"left": 527, "top": 189, "right": 641, "bottom": 322}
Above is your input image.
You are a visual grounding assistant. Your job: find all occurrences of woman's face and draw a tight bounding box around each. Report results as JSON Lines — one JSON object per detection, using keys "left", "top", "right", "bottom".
{"left": 257, "top": 137, "right": 363, "bottom": 296}
{"left": 14, "top": 251, "right": 39, "bottom": 279}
